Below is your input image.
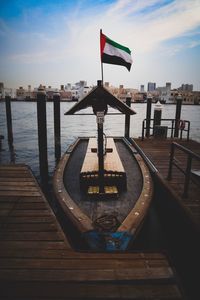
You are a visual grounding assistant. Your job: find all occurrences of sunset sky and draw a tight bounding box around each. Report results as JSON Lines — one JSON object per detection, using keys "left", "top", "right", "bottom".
{"left": 1, "top": 0, "right": 200, "bottom": 90}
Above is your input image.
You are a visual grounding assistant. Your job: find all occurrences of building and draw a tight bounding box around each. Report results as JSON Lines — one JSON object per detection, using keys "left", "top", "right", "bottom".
{"left": 156, "top": 82, "right": 172, "bottom": 103}
{"left": 16, "top": 86, "right": 26, "bottom": 100}
{"left": 104, "top": 82, "right": 109, "bottom": 88}
{"left": 147, "top": 82, "right": 156, "bottom": 92}
{"left": 140, "top": 85, "right": 145, "bottom": 92}
{"left": 0, "top": 82, "right": 4, "bottom": 99}
{"left": 179, "top": 84, "right": 193, "bottom": 92}
{"left": 134, "top": 92, "right": 147, "bottom": 103}
{"left": 70, "top": 81, "right": 92, "bottom": 101}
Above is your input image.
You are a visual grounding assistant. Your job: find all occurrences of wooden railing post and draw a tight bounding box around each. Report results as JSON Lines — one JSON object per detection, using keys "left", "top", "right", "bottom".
{"left": 145, "top": 96, "right": 152, "bottom": 138}
{"left": 153, "top": 101, "right": 163, "bottom": 135}
{"left": 174, "top": 94, "right": 182, "bottom": 138}
{"left": 167, "top": 143, "right": 174, "bottom": 180}
{"left": 53, "top": 92, "right": 61, "bottom": 162}
{"left": 5, "top": 95, "right": 13, "bottom": 147}
{"left": 37, "top": 85, "right": 48, "bottom": 189}
{"left": 124, "top": 95, "right": 131, "bottom": 138}
{"left": 183, "top": 154, "right": 192, "bottom": 198}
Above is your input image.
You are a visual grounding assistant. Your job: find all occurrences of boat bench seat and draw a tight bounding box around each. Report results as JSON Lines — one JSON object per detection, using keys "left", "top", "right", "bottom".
{"left": 80, "top": 138, "right": 126, "bottom": 192}
{"left": 191, "top": 169, "right": 200, "bottom": 184}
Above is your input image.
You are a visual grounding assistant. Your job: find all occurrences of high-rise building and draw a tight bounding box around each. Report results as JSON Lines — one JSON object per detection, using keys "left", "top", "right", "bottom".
{"left": 105, "top": 82, "right": 109, "bottom": 88}
{"left": 180, "top": 84, "right": 193, "bottom": 91}
{"left": 166, "top": 82, "right": 171, "bottom": 90}
{"left": 65, "top": 83, "right": 71, "bottom": 90}
{"left": 140, "top": 85, "right": 145, "bottom": 92}
{"left": 147, "top": 82, "right": 156, "bottom": 92}
{"left": 0, "top": 82, "right": 4, "bottom": 90}
{"left": 0, "top": 82, "right": 4, "bottom": 99}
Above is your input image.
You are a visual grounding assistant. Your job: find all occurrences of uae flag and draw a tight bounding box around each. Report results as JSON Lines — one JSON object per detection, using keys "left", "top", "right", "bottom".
{"left": 100, "top": 31, "right": 132, "bottom": 71}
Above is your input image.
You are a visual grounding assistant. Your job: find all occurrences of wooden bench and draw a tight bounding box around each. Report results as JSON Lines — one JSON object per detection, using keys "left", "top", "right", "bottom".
{"left": 80, "top": 138, "right": 126, "bottom": 192}
{"left": 191, "top": 169, "right": 200, "bottom": 184}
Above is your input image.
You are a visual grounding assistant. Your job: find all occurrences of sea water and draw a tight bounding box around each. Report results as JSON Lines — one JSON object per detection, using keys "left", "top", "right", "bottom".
{"left": 0, "top": 101, "right": 200, "bottom": 179}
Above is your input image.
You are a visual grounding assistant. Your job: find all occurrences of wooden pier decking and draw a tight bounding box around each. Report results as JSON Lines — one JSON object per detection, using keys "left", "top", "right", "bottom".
{"left": 0, "top": 164, "right": 184, "bottom": 299}
{"left": 135, "top": 138, "right": 200, "bottom": 229}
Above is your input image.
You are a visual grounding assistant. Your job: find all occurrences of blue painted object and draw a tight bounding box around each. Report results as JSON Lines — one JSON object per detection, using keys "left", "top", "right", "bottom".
{"left": 83, "top": 230, "right": 133, "bottom": 251}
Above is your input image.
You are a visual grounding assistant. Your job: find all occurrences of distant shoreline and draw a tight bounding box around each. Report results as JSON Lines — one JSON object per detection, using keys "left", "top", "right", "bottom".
{"left": 0, "top": 99, "right": 199, "bottom": 105}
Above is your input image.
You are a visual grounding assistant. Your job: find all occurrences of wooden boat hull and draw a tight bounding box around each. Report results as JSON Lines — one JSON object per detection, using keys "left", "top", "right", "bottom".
{"left": 53, "top": 137, "right": 153, "bottom": 251}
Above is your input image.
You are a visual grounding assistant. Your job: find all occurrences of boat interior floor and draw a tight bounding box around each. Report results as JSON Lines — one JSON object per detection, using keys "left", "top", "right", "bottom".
{"left": 63, "top": 139, "right": 143, "bottom": 227}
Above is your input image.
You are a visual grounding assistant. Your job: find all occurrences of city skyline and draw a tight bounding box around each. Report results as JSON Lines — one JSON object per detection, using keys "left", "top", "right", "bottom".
{"left": 0, "top": 0, "right": 200, "bottom": 90}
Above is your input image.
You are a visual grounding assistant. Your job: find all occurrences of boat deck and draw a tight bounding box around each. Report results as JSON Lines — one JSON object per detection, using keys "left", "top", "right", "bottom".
{"left": 64, "top": 139, "right": 144, "bottom": 225}
{"left": 135, "top": 138, "right": 200, "bottom": 228}
{"left": 0, "top": 164, "right": 184, "bottom": 299}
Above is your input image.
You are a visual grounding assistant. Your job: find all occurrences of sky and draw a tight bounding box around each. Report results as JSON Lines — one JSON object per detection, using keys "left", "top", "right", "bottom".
{"left": 0, "top": 0, "right": 200, "bottom": 90}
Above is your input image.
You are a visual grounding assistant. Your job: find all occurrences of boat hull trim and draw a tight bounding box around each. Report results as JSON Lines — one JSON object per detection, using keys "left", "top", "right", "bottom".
{"left": 53, "top": 137, "right": 153, "bottom": 251}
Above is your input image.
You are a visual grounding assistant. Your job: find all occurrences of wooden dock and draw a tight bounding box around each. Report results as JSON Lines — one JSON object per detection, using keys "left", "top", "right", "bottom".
{"left": 135, "top": 138, "right": 200, "bottom": 229}
{"left": 0, "top": 164, "right": 184, "bottom": 299}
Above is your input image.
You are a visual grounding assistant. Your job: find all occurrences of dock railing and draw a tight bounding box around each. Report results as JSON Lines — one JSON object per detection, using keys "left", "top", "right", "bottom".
{"left": 167, "top": 142, "right": 200, "bottom": 198}
{"left": 142, "top": 118, "right": 190, "bottom": 141}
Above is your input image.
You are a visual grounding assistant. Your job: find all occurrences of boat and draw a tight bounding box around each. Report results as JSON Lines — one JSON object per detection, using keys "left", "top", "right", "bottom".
{"left": 53, "top": 81, "right": 153, "bottom": 251}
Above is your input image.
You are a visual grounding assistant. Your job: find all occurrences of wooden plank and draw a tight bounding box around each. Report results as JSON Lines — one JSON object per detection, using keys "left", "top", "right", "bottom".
{"left": 0, "top": 182, "right": 36, "bottom": 187}
{"left": 0, "top": 216, "right": 54, "bottom": 224}
{"left": 0, "top": 249, "right": 167, "bottom": 260}
{"left": 0, "top": 241, "right": 68, "bottom": 250}
{"left": 81, "top": 137, "right": 125, "bottom": 173}
{"left": 0, "top": 196, "right": 45, "bottom": 203}
{"left": 0, "top": 282, "right": 182, "bottom": 299}
{"left": 0, "top": 267, "right": 173, "bottom": 281}
{"left": 0, "top": 186, "right": 39, "bottom": 192}
{"left": 0, "top": 171, "right": 31, "bottom": 177}
{"left": 0, "top": 222, "right": 58, "bottom": 232}
{"left": 0, "top": 202, "right": 48, "bottom": 210}
{"left": 0, "top": 165, "right": 29, "bottom": 170}
{"left": 0, "top": 177, "right": 34, "bottom": 182}
{"left": 0, "top": 257, "right": 170, "bottom": 270}
{"left": 0, "top": 210, "right": 50, "bottom": 217}
{"left": 0, "top": 231, "right": 64, "bottom": 241}
{"left": 0, "top": 191, "right": 41, "bottom": 197}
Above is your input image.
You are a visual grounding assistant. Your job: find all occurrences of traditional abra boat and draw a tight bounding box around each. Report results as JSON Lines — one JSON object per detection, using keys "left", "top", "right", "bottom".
{"left": 53, "top": 81, "right": 153, "bottom": 251}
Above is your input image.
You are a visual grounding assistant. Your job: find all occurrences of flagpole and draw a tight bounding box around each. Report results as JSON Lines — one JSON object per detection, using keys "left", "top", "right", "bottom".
{"left": 100, "top": 29, "right": 104, "bottom": 86}
{"left": 101, "top": 61, "right": 104, "bottom": 85}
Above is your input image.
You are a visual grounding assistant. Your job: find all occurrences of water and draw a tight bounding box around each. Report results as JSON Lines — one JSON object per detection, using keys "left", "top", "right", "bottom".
{"left": 0, "top": 101, "right": 200, "bottom": 179}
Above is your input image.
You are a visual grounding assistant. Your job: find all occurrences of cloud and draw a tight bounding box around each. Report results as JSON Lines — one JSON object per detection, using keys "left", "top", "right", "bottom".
{"left": 59, "top": 0, "right": 200, "bottom": 59}
{"left": 1, "top": 0, "right": 200, "bottom": 89}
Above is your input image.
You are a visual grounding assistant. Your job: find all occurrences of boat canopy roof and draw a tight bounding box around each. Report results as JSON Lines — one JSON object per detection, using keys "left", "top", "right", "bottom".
{"left": 64, "top": 81, "right": 136, "bottom": 115}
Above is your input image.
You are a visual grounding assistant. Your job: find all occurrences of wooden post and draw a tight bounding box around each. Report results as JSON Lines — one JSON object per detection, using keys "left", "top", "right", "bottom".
{"left": 0, "top": 135, "right": 3, "bottom": 151}
{"left": 125, "top": 95, "right": 131, "bottom": 138}
{"left": 146, "top": 96, "right": 152, "bottom": 138}
{"left": 97, "top": 121, "right": 104, "bottom": 193}
{"left": 53, "top": 92, "right": 61, "bottom": 162}
{"left": 37, "top": 85, "right": 48, "bottom": 189}
{"left": 174, "top": 94, "right": 182, "bottom": 138}
{"left": 93, "top": 80, "right": 106, "bottom": 194}
{"left": 5, "top": 95, "right": 13, "bottom": 147}
{"left": 153, "top": 101, "right": 163, "bottom": 135}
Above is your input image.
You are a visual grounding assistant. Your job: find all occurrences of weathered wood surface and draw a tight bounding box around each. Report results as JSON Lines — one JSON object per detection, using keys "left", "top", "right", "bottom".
{"left": 81, "top": 137, "right": 125, "bottom": 173}
{"left": 135, "top": 138, "right": 200, "bottom": 228}
{"left": 0, "top": 164, "right": 184, "bottom": 299}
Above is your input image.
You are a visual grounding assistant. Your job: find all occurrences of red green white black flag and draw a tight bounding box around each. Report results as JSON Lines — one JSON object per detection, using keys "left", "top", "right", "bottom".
{"left": 100, "top": 31, "right": 133, "bottom": 71}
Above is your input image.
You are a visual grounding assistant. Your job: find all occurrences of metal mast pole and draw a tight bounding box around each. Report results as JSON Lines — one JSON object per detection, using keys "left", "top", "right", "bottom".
{"left": 100, "top": 29, "right": 104, "bottom": 85}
